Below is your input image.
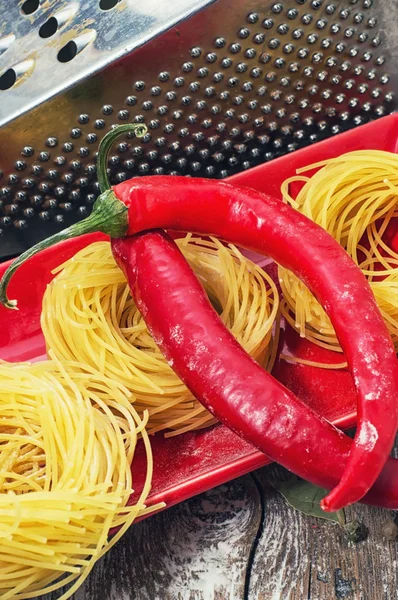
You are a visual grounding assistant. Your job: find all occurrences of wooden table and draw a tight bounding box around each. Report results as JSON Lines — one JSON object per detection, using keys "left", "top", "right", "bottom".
{"left": 65, "top": 465, "right": 398, "bottom": 600}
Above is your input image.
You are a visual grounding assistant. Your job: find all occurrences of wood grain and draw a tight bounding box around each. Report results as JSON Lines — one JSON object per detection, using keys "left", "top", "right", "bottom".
{"left": 249, "top": 467, "right": 398, "bottom": 600}
{"left": 37, "top": 469, "right": 398, "bottom": 600}
{"left": 72, "top": 475, "right": 261, "bottom": 600}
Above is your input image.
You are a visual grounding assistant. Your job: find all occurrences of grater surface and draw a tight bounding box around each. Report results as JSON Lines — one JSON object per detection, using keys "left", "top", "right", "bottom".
{"left": 0, "top": 0, "right": 215, "bottom": 127}
{"left": 0, "top": 0, "right": 397, "bottom": 257}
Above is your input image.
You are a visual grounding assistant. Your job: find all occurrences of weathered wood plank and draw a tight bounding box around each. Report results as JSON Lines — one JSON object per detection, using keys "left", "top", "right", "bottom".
{"left": 247, "top": 472, "right": 312, "bottom": 600}
{"left": 36, "top": 467, "right": 398, "bottom": 600}
{"left": 73, "top": 475, "right": 260, "bottom": 600}
{"left": 250, "top": 467, "right": 398, "bottom": 600}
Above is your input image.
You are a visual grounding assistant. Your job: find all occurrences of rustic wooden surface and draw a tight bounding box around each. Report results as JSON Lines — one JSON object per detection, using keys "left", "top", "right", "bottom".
{"left": 48, "top": 464, "right": 397, "bottom": 600}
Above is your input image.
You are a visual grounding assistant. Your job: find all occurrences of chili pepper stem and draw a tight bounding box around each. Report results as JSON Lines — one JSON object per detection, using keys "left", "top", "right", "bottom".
{"left": 337, "top": 509, "right": 346, "bottom": 528}
{"left": 0, "top": 190, "right": 128, "bottom": 309}
{"left": 0, "top": 123, "right": 147, "bottom": 309}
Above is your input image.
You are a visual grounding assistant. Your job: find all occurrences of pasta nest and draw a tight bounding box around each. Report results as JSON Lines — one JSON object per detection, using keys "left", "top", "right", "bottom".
{"left": 0, "top": 358, "right": 154, "bottom": 599}
{"left": 42, "top": 235, "right": 280, "bottom": 436}
{"left": 279, "top": 150, "right": 398, "bottom": 355}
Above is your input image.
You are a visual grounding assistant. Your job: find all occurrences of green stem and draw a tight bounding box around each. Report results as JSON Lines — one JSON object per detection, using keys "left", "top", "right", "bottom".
{"left": 336, "top": 509, "right": 346, "bottom": 528}
{"left": 0, "top": 191, "right": 127, "bottom": 309}
{"left": 97, "top": 123, "right": 147, "bottom": 193}
{"left": 0, "top": 123, "right": 147, "bottom": 309}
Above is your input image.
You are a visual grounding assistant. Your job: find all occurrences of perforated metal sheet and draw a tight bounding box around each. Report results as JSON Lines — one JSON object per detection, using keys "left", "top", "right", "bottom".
{"left": 0, "top": 0, "right": 397, "bottom": 257}
{"left": 0, "top": 0, "right": 214, "bottom": 126}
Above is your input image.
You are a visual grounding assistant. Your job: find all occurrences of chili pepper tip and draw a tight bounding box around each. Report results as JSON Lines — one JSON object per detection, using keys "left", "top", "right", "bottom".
{"left": 320, "top": 496, "right": 344, "bottom": 513}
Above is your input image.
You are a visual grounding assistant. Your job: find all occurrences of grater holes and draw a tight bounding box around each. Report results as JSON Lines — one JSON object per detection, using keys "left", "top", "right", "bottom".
{"left": 0, "top": 2, "right": 393, "bottom": 223}
{"left": 245, "top": 48, "right": 256, "bottom": 59}
{"left": 254, "top": 33, "right": 266, "bottom": 44}
{"left": 1, "top": 52, "right": 35, "bottom": 88}
{"left": 287, "top": 8, "right": 299, "bottom": 19}
{"left": 99, "top": 0, "right": 120, "bottom": 10}
{"left": 9, "top": 173, "right": 19, "bottom": 185}
{"left": 57, "top": 31, "right": 96, "bottom": 63}
{"left": 21, "top": 0, "right": 40, "bottom": 15}
{"left": 5, "top": 203, "right": 19, "bottom": 216}
{"left": 78, "top": 113, "right": 90, "bottom": 124}
{"left": 246, "top": 12, "right": 259, "bottom": 24}
{"left": 57, "top": 41, "right": 78, "bottom": 63}
{"left": 353, "top": 11, "right": 364, "bottom": 23}
{"left": 272, "top": 4, "right": 284, "bottom": 14}
{"left": 14, "top": 219, "right": 28, "bottom": 230}
{"left": 238, "top": 28, "right": 251, "bottom": 39}
{"left": 214, "top": 38, "right": 226, "bottom": 49}
{"left": 39, "top": 17, "right": 58, "bottom": 39}
{"left": 0, "top": 69, "right": 16, "bottom": 91}
{"left": 94, "top": 119, "right": 106, "bottom": 129}
{"left": 46, "top": 136, "right": 58, "bottom": 148}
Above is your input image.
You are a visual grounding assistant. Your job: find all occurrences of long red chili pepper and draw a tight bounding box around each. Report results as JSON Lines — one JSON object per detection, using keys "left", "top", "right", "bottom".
{"left": 1, "top": 124, "right": 397, "bottom": 512}
{"left": 112, "top": 230, "right": 398, "bottom": 510}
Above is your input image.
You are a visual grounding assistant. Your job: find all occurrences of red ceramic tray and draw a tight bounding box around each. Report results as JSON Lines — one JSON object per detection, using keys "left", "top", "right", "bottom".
{"left": 1, "top": 114, "right": 398, "bottom": 516}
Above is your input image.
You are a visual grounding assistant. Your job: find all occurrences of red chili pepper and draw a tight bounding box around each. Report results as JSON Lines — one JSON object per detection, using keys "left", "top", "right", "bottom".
{"left": 112, "top": 230, "right": 398, "bottom": 510}
{"left": 1, "top": 124, "right": 397, "bottom": 512}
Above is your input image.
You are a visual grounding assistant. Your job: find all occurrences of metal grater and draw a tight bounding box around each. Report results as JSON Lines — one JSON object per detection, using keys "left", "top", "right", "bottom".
{"left": 0, "top": 0, "right": 396, "bottom": 259}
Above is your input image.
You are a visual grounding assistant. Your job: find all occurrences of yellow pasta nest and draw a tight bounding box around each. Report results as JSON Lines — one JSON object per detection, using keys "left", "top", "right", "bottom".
{"left": 279, "top": 150, "right": 398, "bottom": 356}
{"left": 42, "top": 235, "right": 280, "bottom": 436}
{"left": 0, "top": 357, "right": 154, "bottom": 599}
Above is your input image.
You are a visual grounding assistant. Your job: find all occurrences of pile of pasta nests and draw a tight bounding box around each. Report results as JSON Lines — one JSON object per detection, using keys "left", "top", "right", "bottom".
{"left": 0, "top": 357, "right": 154, "bottom": 599}
{"left": 1, "top": 149, "right": 397, "bottom": 599}
{"left": 0, "top": 235, "right": 280, "bottom": 599}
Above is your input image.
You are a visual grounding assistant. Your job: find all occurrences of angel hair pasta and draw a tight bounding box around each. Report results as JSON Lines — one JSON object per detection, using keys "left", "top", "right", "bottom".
{"left": 0, "top": 356, "right": 156, "bottom": 600}
{"left": 42, "top": 235, "right": 280, "bottom": 437}
{"left": 279, "top": 149, "right": 398, "bottom": 363}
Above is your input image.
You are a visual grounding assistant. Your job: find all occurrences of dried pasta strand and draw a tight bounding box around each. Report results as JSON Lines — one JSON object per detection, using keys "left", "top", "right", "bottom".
{"left": 279, "top": 150, "right": 398, "bottom": 364}
{"left": 42, "top": 235, "right": 280, "bottom": 436}
{"left": 0, "top": 358, "right": 159, "bottom": 599}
